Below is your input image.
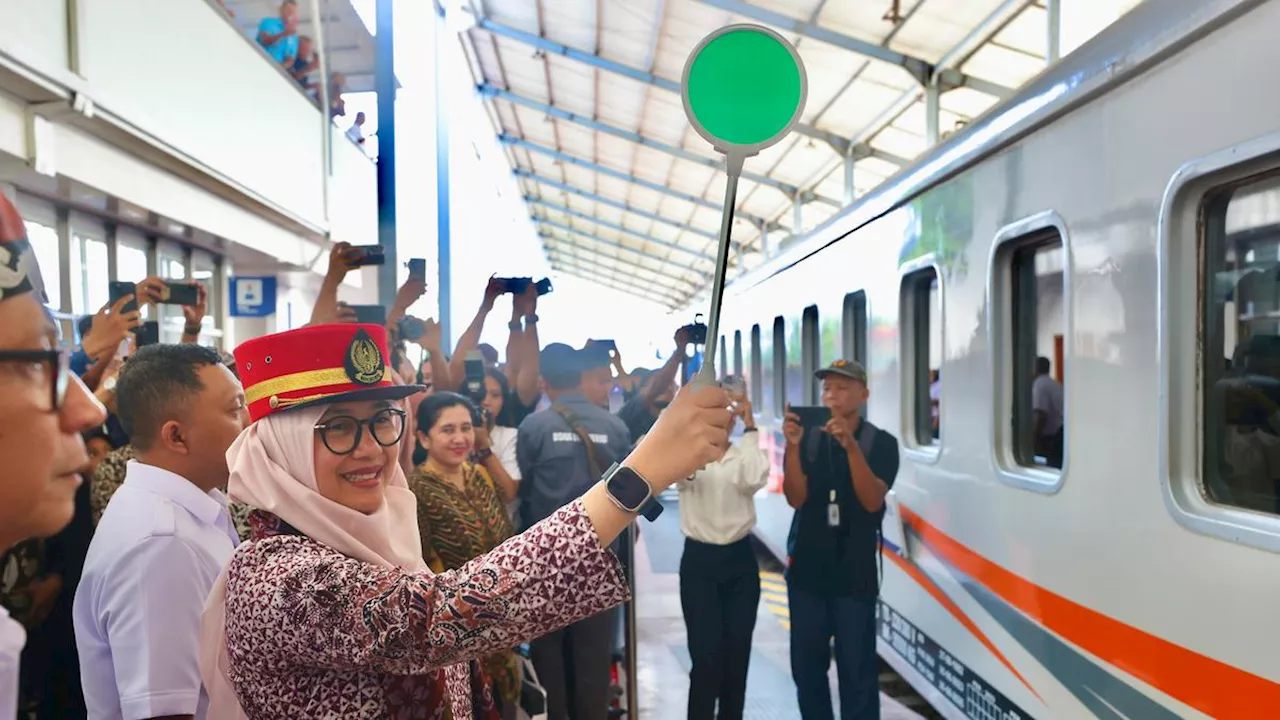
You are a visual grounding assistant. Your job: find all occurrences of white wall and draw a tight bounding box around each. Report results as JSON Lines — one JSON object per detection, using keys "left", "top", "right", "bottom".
{"left": 77, "top": 0, "right": 327, "bottom": 226}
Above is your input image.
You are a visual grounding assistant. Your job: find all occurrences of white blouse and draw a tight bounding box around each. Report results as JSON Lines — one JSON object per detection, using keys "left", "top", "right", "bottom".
{"left": 677, "top": 430, "right": 770, "bottom": 545}
{"left": 0, "top": 605, "right": 24, "bottom": 720}
{"left": 490, "top": 425, "right": 521, "bottom": 522}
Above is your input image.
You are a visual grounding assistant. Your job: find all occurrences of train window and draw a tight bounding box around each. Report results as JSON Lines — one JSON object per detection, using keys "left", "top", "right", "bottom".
{"left": 749, "top": 324, "right": 763, "bottom": 413}
{"left": 718, "top": 336, "right": 728, "bottom": 380}
{"left": 999, "top": 231, "right": 1066, "bottom": 472}
{"left": 843, "top": 291, "right": 868, "bottom": 367}
{"left": 820, "top": 303, "right": 841, "bottom": 366}
{"left": 772, "top": 317, "right": 787, "bottom": 417}
{"left": 903, "top": 268, "right": 941, "bottom": 447}
{"left": 1203, "top": 173, "right": 1280, "bottom": 516}
{"left": 760, "top": 323, "right": 775, "bottom": 419}
{"left": 802, "top": 306, "right": 819, "bottom": 403}
{"left": 733, "top": 330, "right": 744, "bottom": 379}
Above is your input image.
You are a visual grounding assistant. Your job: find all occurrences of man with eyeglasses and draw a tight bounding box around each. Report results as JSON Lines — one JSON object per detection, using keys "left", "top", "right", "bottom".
{"left": 0, "top": 193, "right": 107, "bottom": 719}
{"left": 74, "top": 344, "right": 247, "bottom": 720}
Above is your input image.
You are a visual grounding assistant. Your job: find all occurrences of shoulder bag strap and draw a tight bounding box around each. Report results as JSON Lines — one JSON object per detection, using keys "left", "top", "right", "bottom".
{"left": 551, "top": 403, "right": 605, "bottom": 479}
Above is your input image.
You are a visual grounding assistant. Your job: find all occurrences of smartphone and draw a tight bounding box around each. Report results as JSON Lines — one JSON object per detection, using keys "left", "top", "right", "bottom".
{"left": 349, "top": 245, "right": 386, "bottom": 267}
{"left": 407, "top": 258, "right": 426, "bottom": 281}
{"left": 108, "top": 281, "right": 138, "bottom": 316}
{"left": 349, "top": 304, "right": 387, "bottom": 325}
{"left": 790, "top": 405, "right": 832, "bottom": 429}
{"left": 134, "top": 321, "right": 159, "bottom": 348}
{"left": 160, "top": 282, "right": 200, "bottom": 306}
{"left": 535, "top": 277, "right": 553, "bottom": 296}
{"left": 396, "top": 315, "right": 425, "bottom": 341}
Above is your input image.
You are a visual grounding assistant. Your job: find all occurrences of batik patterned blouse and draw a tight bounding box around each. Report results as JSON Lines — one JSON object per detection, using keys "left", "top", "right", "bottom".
{"left": 222, "top": 498, "right": 628, "bottom": 719}
{"left": 408, "top": 463, "right": 519, "bottom": 709}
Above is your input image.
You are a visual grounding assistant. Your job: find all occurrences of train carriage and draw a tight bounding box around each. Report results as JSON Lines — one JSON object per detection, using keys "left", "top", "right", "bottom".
{"left": 704, "top": 0, "right": 1280, "bottom": 716}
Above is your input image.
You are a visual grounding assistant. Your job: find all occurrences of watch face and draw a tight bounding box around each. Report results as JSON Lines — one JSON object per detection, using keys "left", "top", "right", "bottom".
{"left": 607, "top": 468, "right": 651, "bottom": 510}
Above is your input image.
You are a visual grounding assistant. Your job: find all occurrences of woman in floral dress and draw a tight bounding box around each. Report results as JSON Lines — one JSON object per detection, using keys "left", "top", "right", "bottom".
{"left": 408, "top": 392, "right": 520, "bottom": 718}
{"left": 198, "top": 323, "right": 733, "bottom": 719}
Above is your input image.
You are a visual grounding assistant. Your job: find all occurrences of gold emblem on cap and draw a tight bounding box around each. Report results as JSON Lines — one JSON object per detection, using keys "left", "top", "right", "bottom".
{"left": 346, "top": 328, "right": 384, "bottom": 386}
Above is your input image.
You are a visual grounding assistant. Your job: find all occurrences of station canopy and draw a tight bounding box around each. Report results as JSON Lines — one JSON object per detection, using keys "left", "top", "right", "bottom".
{"left": 454, "top": 0, "right": 1143, "bottom": 309}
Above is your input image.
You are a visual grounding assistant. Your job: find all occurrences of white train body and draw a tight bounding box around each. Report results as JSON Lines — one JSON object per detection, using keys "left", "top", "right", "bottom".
{"left": 712, "top": 1, "right": 1280, "bottom": 716}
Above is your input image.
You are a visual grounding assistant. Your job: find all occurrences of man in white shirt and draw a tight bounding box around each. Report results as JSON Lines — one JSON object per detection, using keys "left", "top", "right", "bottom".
{"left": 1032, "top": 356, "right": 1065, "bottom": 468}
{"left": 0, "top": 193, "right": 106, "bottom": 720}
{"left": 74, "top": 343, "right": 248, "bottom": 720}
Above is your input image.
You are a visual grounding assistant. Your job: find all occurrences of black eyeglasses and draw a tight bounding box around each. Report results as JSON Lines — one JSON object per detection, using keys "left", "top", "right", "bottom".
{"left": 314, "top": 407, "right": 406, "bottom": 455}
{"left": 0, "top": 348, "right": 70, "bottom": 412}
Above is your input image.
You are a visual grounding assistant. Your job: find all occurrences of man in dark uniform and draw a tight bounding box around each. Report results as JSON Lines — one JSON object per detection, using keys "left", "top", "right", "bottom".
{"left": 781, "top": 360, "right": 900, "bottom": 720}
{"left": 517, "top": 344, "right": 632, "bottom": 720}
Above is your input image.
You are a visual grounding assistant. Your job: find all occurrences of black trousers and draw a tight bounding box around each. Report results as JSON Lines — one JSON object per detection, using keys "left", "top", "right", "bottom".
{"left": 530, "top": 606, "right": 618, "bottom": 720}
{"left": 679, "top": 537, "right": 761, "bottom": 720}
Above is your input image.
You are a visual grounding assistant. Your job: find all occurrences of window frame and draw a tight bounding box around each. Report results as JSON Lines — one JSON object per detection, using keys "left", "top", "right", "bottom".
{"left": 843, "top": 290, "right": 868, "bottom": 368}
{"left": 900, "top": 258, "right": 943, "bottom": 462}
{"left": 771, "top": 316, "right": 786, "bottom": 418}
{"left": 801, "top": 305, "right": 819, "bottom": 404}
{"left": 1160, "top": 138, "right": 1280, "bottom": 552}
{"left": 987, "top": 211, "right": 1072, "bottom": 495}
{"left": 733, "top": 330, "right": 744, "bottom": 379}
{"left": 750, "top": 324, "right": 763, "bottom": 412}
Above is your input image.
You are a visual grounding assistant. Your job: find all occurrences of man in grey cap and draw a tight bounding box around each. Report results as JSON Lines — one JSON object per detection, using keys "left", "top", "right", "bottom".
{"left": 781, "top": 359, "right": 899, "bottom": 720}
{"left": 516, "top": 343, "right": 632, "bottom": 720}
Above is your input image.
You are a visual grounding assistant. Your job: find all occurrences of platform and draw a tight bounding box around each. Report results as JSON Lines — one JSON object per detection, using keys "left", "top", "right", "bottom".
{"left": 633, "top": 490, "right": 921, "bottom": 719}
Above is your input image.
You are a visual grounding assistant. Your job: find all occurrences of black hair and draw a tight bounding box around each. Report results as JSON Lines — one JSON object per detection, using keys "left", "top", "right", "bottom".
{"left": 415, "top": 391, "right": 479, "bottom": 436}
{"left": 1035, "top": 356, "right": 1051, "bottom": 375}
{"left": 116, "top": 343, "right": 224, "bottom": 451}
{"left": 540, "top": 343, "right": 581, "bottom": 390}
{"left": 76, "top": 315, "right": 94, "bottom": 342}
{"left": 485, "top": 367, "right": 510, "bottom": 399}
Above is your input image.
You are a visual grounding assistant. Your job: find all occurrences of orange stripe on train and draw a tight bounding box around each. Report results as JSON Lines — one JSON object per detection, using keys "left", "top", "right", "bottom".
{"left": 898, "top": 504, "right": 1280, "bottom": 718}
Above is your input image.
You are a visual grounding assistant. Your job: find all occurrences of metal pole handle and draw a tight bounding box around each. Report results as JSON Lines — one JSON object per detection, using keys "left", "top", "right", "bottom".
{"left": 690, "top": 153, "right": 743, "bottom": 389}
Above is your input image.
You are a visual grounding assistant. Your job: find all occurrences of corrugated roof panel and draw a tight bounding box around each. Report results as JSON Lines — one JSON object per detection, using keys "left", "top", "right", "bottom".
{"left": 888, "top": 0, "right": 1008, "bottom": 64}
{"left": 815, "top": 77, "right": 911, "bottom": 138}
{"left": 960, "top": 43, "right": 1045, "bottom": 90}
{"left": 994, "top": 4, "right": 1049, "bottom": 58}
{"left": 792, "top": 41, "right": 862, "bottom": 126}
{"left": 639, "top": 93, "right": 690, "bottom": 146}
{"left": 770, "top": 142, "right": 834, "bottom": 188}
{"left": 491, "top": 36, "right": 547, "bottom": 89}
{"left": 940, "top": 86, "right": 999, "bottom": 122}
{"left": 871, "top": 122, "right": 927, "bottom": 160}
{"left": 601, "top": 0, "right": 666, "bottom": 68}
{"left": 818, "top": 0, "right": 903, "bottom": 46}
{"left": 541, "top": 0, "right": 598, "bottom": 52}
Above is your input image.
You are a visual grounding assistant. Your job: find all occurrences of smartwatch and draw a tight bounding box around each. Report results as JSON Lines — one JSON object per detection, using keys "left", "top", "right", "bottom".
{"left": 601, "top": 463, "right": 663, "bottom": 521}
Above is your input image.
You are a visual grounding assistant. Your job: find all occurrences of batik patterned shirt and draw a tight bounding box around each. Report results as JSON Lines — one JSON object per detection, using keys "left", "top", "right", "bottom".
{"left": 222, "top": 498, "right": 628, "bottom": 719}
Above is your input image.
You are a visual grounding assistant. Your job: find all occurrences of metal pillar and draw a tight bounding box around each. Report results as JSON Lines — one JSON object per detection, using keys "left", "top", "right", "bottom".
{"left": 1046, "top": 0, "right": 1061, "bottom": 63}
{"left": 792, "top": 194, "right": 803, "bottom": 233}
{"left": 434, "top": 3, "right": 452, "bottom": 348}
{"left": 924, "top": 77, "right": 941, "bottom": 145}
{"left": 843, "top": 152, "right": 856, "bottom": 206}
{"left": 759, "top": 220, "right": 771, "bottom": 258}
{"left": 375, "top": 0, "right": 398, "bottom": 310}
{"left": 310, "top": 0, "right": 333, "bottom": 208}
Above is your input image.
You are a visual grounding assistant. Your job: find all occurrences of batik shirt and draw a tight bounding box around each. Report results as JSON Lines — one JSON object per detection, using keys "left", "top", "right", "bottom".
{"left": 408, "top": 463, "right": 519, "bottom": 709}
{"left": 222, "top": 498, "right": 628, "bottom": 719}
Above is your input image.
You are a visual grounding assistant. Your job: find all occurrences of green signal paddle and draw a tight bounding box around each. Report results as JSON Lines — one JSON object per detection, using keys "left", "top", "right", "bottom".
{"left": 681, "top": 24, "right": 807, "bottom": 387}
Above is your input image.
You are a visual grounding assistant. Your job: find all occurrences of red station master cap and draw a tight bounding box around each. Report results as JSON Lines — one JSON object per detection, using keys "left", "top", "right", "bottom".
{"left": 235, "top": 323, "right": 422, "bottom": 423}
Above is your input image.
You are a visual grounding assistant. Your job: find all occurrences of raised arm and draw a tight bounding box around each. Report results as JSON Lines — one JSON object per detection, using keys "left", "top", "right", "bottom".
{"left": 781, "top": 406, "right": 809, "bottom": 509}
{"left": 512, "top": 288, "right": 541, "bottom": 406}
{"left": 446, "top": 279, "right": 503, "bottom": 391}
{"left": 309, "top": 243, "right": 360, "bottom": 326}
{"left": 228, "top": 383, "right": 734, "bottom": 676}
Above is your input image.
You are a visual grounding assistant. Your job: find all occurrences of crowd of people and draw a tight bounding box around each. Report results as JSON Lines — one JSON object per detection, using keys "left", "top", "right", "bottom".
{"left": 0, "top": 169, "right": 901, "bottom": 720}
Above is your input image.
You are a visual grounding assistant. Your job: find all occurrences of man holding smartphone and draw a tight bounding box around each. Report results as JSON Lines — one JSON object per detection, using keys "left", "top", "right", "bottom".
{"left": 781, "top": 360, "right": 900, "bottom": 720}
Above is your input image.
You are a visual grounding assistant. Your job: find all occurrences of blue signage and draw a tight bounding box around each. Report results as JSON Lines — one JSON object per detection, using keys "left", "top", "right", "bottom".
{"left": 229, "top": 276, "right": 277, "bottom": 317}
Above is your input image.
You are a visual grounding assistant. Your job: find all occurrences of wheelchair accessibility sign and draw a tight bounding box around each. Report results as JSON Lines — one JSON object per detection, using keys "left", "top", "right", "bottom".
{"left": 229, "top": 276, "right": 277, "bottom": 317}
